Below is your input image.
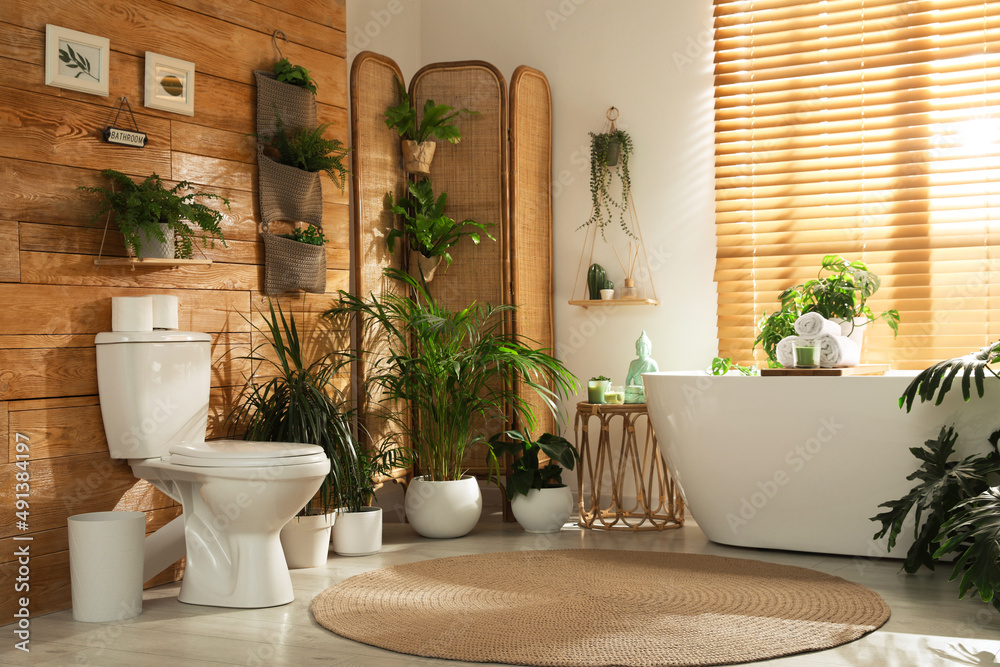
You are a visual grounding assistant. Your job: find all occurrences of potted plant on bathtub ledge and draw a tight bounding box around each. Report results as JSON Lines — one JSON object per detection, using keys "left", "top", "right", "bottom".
{"left": 755, "top": 255, "right": 900, "bottom": 367}
{"left": 487, "top": 430, "right": 580, "bottom": 534}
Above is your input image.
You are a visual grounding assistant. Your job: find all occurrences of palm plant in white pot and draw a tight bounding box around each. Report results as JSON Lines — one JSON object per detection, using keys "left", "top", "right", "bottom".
{"left": 332, "top": 423, "right": 407, "bottom": 556}
{"left": 326, "top": 269, "right": 577, "bottom": 538}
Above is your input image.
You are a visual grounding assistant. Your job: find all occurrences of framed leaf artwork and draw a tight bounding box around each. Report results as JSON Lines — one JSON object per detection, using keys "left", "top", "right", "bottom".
{"left": 45, "top": 25, "right": 110, "bottom": 97}
{"left": 144, "top": 52, "right": 195, "bottom": 116}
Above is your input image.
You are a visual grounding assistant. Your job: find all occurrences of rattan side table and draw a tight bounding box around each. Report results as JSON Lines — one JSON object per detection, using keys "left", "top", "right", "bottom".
{"left": 575, "top": 402, "right": 684, "bottom": 531}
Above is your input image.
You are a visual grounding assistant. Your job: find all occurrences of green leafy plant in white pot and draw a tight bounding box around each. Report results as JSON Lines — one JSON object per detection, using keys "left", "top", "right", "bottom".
{"left": 487, "top": 430, "right": 580, "bottom": 533}
{"left": 326, "top": 269, "right": 577, "bottom": 539}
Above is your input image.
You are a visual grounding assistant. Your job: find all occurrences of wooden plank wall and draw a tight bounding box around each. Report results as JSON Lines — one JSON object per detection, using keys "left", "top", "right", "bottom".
{"left": 0, "top": 0, "right": 348, "bottom": 618}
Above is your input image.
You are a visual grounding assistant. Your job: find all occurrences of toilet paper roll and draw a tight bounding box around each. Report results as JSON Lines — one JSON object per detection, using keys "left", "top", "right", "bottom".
{"left": 151, "top": 295, "right": 179, "bottom": 330}
{"left": 111, "top": 296, "right": 153, "bottom": 332}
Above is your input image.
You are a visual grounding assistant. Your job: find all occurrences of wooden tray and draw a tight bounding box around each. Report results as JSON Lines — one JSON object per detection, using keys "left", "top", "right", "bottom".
{"left": 761, "top": 364, "right": 891, "bottom": 376}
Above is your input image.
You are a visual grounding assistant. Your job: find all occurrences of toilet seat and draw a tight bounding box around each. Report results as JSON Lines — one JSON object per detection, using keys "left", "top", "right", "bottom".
{"left": 168, "top": 440, "right": 327, "bottom": 468}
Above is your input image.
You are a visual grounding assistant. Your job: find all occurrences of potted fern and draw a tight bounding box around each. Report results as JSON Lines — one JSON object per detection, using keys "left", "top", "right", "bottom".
{"left": 78, "top": 170, "right": 229, "bottom": 260}
{"left": 385, "top": 178, "right": 494, "bottom": 283}
{"left": 384, "top": 77, "right": 478, "bottom": 174}
{"left": 256, "top": 113, "right": 350, "bottom": 229}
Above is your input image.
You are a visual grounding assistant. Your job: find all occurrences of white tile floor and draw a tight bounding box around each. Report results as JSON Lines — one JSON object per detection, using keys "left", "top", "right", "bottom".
{"left": 4, "top": 513, "right": 999, "bottom": 666}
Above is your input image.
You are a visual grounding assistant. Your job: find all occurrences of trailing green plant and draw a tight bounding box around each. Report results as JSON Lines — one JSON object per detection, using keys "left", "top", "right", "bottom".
{"left": 261, "top": 113, "right": 350, "bottom": 191}
{"left": 710, "top": 357, "right": 758, "bottom": 376}
{"left": 281, "top": 224, "right": 327, "bottom": 246}
{"left": 872, "top": 425, "right": 1000, "bottom": 611}
{"left": 486, "top": 430, "right": 579, "bottom": 501}
{"left": 754, "top": 255, "right": 900, "bottom": 367}
{"left": 326, "top": 269, "right": 578, "bottom": 482}
{"left": 78, "top": 169, "right": 229, "bottom": 259}
{"left": 583, "top": 129, "right": 634, "bottom": 240}
{"left": 273, "top": 57, "right": 317, "bottom": 94}
{"left": 384, "top": 77, "right": 478, "bottom": 144}
{"left": 226, "top": 300, "right": 358, "bottom": 515}
{"left": 385, "top": 178, "right": 494, "bottom": 265}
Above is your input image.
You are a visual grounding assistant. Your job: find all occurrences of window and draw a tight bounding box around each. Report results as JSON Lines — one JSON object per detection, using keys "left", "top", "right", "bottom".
{"left": 714, "top": 0, "right": 1000, "bottom": 369}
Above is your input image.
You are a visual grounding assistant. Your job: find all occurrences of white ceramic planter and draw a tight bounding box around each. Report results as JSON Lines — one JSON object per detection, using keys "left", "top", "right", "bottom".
{"left": 135, "top": 223, "right": 174, "bottom": 259}
{"left": 279, "top": 513, "right": 333, "bottom": 569}
{"left": 331, "top": 507, "right": 382, "bottom": 556}
{"left": 510, "top": 486, "right": 573, "bottom": 534}
{"left": 405, "top": 475, "right": 482, "bottom": 539}
{"left": 411, "top": 251, "right": 443, "bottom": 283}
{"left": 831, "top": 316, "right": 867, "bottom": 351}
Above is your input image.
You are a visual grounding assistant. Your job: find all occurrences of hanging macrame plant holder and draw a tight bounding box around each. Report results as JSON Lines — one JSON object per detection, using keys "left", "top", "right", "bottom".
{"left": 259, "top": 222, "right": 326, "bottom": 296}
{"left": 571, "top": 106, "right": 659, "bottom": 306}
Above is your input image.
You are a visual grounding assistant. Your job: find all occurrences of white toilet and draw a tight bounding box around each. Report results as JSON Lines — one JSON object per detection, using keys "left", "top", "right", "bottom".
{"left": 95, "top": 330, "right": 331, "bottom": 608}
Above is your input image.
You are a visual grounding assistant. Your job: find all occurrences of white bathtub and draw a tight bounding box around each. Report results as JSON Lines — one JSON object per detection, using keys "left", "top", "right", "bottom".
{"left": 643, "top": 371, "right": 998, "bottom": 558}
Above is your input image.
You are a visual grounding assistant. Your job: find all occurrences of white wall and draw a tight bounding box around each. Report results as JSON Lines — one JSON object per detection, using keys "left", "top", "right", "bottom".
{"left": 417, "top": 0, "right": 719, "bottom": 403}
{"left": 346, "top": 0, "right": 423, "bottom": 81}
{"left": 347, "top": 0, "right": 718, "bottom": 512}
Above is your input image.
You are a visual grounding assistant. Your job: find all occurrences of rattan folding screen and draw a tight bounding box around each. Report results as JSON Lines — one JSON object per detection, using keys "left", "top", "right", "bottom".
{"left": 350, "top": 53, "right": 554, "bottom": 480}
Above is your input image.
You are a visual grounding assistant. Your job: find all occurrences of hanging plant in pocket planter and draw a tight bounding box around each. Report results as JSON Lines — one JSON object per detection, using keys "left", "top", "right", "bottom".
{"left": 384, "top": 77, "right": 478, "bottom": 175}
{"left": 256, "top": 113, "right": 350, "bottom": 229}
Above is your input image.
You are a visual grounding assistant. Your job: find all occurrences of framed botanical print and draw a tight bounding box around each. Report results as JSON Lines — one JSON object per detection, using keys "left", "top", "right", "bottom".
{"left": 45, "top": 25, "right": 110, "bottom": 97}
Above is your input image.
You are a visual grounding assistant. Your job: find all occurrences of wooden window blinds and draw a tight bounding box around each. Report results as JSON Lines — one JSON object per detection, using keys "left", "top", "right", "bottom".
{"left": 713, "top": 0, "right": 1000, "bottom": 369}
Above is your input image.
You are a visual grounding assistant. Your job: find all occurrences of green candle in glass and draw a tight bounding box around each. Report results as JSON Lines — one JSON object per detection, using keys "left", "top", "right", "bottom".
{"left": 794, "top": 343, "right": 821, "bottom": 369}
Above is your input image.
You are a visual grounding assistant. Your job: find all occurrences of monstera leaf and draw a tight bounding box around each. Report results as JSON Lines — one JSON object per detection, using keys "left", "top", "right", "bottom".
{"left": 871, "top": 427, "right": 1000, "bottom": 573}
{"left": 899, "top": 341, "right": 1000, "bottom": 412}
{"left": 935, "top": 486, "right": 1000, "bottom": 612}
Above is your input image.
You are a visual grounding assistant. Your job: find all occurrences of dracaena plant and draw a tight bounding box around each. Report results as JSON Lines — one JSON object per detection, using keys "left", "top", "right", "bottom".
{"left": 384, "top": 76, "right": 478, "bottom": 144}
{"left": 226, "top": 300, "right": 358, "bottom": 516}
{"left": 385, "top": 178, "right": 494, "bottom": 265}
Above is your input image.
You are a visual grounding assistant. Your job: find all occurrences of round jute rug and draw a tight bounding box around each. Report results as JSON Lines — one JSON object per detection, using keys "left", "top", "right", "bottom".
{"left": 311, "top": 549, "right": 890, "bottom": 667}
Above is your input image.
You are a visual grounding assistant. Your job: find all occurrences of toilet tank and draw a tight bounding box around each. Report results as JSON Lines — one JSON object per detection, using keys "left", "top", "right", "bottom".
{"left": 95, "top": 331, "right": 212, "bottom": 459}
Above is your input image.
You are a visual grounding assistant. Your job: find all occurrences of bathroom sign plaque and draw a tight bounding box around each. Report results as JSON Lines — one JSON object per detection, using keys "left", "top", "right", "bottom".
{"left": 103, "top": 126, "right": 148, "bottom": 147}
{"left": 102, "top": 97, "right": 147, "bottom": 147}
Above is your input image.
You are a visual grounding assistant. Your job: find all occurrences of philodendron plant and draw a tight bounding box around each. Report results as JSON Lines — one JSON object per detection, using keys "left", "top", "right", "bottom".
{"left": 873, "top": 343, "right": 1000, "bottom": 612}
{"left": 487, "top": 430, "right": 579, "bottom": 501}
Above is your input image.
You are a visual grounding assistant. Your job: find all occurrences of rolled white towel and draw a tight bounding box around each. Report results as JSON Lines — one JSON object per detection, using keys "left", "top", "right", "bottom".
{"left": 794, "top": 312, "right": 842, "bottom": 338}
{"left": 816, "top": 334, "right": 860, "bottom": 367}
{"left": 776, "top": 335, "right": 806, "bottom": 368}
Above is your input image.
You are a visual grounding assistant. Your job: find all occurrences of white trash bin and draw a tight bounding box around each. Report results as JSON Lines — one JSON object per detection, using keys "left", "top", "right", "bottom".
{"left": 68, "top": 511, "right": 146, "bottom": 622}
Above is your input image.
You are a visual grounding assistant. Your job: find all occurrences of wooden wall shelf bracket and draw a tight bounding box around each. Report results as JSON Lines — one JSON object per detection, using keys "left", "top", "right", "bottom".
{"left": 568, "top": 298, "right": 659, "bottom": 308}
{"left": 94, "top": 258, "right": 213, "bottom": 268}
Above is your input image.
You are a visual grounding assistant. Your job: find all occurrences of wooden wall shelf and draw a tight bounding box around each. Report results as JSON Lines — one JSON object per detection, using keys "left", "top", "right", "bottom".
{"left": 94, "top": 258, "right": 213, "bottom": 267}
{"left": 569, "top": 298, "right": 658, "bottom": 308}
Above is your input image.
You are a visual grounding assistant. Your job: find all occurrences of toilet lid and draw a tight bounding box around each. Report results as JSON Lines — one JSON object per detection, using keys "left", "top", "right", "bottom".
{"left": 168, "top": 440, "right": 328, "bottom": 468}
